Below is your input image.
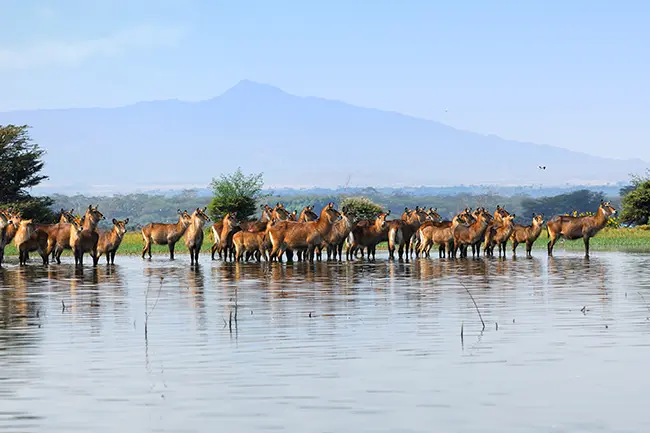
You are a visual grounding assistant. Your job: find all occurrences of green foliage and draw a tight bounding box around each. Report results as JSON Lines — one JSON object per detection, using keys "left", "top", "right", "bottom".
{"left": 50, "top": 191, "right": 209, "bottom": 230}
{"left": 521, "top": 189, "right": 606, "bottom": 220}
{"left": 621, "top": 179, "right": 650, "bottom": 225}
{"left": 620, "top": 170, "right": 650, "bottom": 198}
{"left": 2, "top": 197, "right": 55, "bottom": 223}
{"left": 0, "top": 124, "right": 53, "bottom": 221}
{"left": 208, "top": 168, "right": 267, "bottom": 221}
{"left": 340, "top": 196, "right": 384, "bottom": 220}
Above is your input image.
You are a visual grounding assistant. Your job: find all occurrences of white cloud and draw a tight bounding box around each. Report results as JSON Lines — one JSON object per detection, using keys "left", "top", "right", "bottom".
{"left": 0, "top": 24, "right": 184, "bottom": 69}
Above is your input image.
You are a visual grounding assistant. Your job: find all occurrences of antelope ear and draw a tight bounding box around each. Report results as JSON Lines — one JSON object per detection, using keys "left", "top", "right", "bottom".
{"left": 512, "top": 214, "right": 516, "bottom": 218}
{"left": 532, "top": 213, "right": 535, "bottom": 217}
{"left": 177, "top": 209, "right": 182, "bottom": 214}
{"left": 386, "top": 209, "right": 391, "bottom": 215}
{"left": 125, "top": 218, "right": 130, "bottom": 224}
{"left": 88, "top": 205, "right": 93, "bottom": 210}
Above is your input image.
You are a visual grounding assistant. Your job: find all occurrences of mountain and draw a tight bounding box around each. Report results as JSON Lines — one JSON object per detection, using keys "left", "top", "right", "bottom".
{"left": 1, "top": 79, "right": 647, "bottom": 194}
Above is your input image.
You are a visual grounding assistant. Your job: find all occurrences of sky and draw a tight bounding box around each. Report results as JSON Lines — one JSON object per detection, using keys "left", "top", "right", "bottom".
{"left": 1, "top": 0, "right": 649, "bottom": 161}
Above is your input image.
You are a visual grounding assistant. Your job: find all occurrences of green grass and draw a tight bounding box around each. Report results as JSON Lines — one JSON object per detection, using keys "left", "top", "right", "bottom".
{"left": 4, "top": 227, "right": 650, "bottom": 257}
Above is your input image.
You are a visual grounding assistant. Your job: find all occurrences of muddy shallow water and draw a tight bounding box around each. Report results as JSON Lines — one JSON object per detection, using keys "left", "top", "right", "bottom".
{"left": 2, "top": 251, "right": 650, "bottom": 432}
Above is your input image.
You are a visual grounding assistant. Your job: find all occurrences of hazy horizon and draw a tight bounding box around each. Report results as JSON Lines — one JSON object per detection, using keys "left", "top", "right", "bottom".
{"left": 1, "top": 1, "right": 649, "bottom": 163}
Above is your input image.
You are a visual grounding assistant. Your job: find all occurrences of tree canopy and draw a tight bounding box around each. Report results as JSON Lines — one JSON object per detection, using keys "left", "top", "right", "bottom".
{"left": 208, "top": 168, "right": 267, "bottom": 221}
{"left": 521, "top": 189, "right": 606, "bottom": 219}
{"left": 0, "top": 124, "right": 54, "bottom": 222}
{"left": 620, "top": 172, "right": 650, "bottom": 225}
{"left": 340, "top": 196, "right": 384, "bottom": 220}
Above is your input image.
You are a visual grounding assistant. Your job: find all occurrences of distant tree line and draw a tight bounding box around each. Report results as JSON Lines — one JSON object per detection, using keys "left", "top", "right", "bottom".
{"left": 46, "top": 187, "right": 624, "bottom": 230}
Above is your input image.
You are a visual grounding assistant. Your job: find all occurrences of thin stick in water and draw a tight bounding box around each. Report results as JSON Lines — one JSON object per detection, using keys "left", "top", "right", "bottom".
{"left": 458, "top": 280, "right": 485, "bottom": 331}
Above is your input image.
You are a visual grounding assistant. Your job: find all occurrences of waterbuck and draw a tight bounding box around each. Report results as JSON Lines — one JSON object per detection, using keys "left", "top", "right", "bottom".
{"left": 141, "top": 209, "right": 192, "bottom": 259}
{"left": 547, "top": 201, "right": 616, "bottom": 257}
{"left": 13, "top": 219, "right": 49, "bottom": 266}
{"left": 511, "top": 213, "right": 545, "bottom": 257}
{"left": 267, "top": 203, "right": 342, "bottom": 262}
{"left": 97, "top": 218, "right": 130, "bottom": 264}
{"left": 185, "top": 207, "right": 210, "bottom": 266}
{"left": 484, "top": 213, "right": 516, "bottom": 257}
{"left": 346, "top": 211, "right": 390, "bottom": 261}
{"left": 69, "top": 205, "right": 105, "bottom": 266}
{"left": 0, "top": 209, "right": 19, "bottom": 266}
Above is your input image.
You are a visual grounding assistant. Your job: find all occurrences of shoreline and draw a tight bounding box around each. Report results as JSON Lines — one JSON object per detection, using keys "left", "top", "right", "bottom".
{"left": 3, "top": 227, "right": 650, "bottom": 258}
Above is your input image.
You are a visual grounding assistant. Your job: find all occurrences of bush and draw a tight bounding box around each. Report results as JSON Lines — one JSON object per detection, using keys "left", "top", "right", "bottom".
{"left": 208, "top": 168, "right": 267, "bottom": 221}
{"left": 340, "top": 196, "right": 384, "bottom": 220}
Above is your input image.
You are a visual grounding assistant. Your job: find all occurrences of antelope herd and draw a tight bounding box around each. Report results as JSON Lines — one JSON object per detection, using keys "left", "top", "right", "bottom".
{"left": 0, "top": 200, "right": 618, "bottom": 267}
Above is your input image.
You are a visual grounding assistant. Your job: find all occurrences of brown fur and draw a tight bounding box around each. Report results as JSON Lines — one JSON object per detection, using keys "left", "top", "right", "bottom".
{"left": 141, "top": 209, "right": 192, "bottom": 260}
{"left": 184, "top": 207, "right": 210, "bottom": 266}
{"left": 511, "top": 214, "right": 545, "bottom": 257}
{"left": 547, "top": 201, "right": 616, "bottom": 257}
{"left": 50, "top": 209, "right": 77, "bottom": 264}
{"left": 417, "top": 213, "right": 470, "bottom": 258}
{"left": 69, "top": 205, "right": 105, "bottom": 266}
{"left": 216, "top": 212, "right": 240, "bottom": 261}
{"left": 0, "top": 209, "right": 19, "bottom": 266}
{"left": 322, "top": 210, "right": 355, "bottom": 261}
{"left": 97, "top": 218, "right": 129, "bottom": 264}
{"left": 452, "top": 209, "right": 489, "bottom": 258}
{"left": 13, "top": 219, "right": 49, "bottom": 266}
{"left": 484, "top": 213, "right": 516, "bottom": 257}
{"left": 267, "top": 203, "right": 342, "bottom": 262}
{"left": 233, "top": 230, "right": 269, "bottom": 262}
{"left": 346, "top": 211, "right": 390, "bottom": 261}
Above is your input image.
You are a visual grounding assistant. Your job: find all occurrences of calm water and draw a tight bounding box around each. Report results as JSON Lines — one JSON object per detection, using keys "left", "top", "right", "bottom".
{"left": 2, "top": 251, "right": 650, "bottom": 432}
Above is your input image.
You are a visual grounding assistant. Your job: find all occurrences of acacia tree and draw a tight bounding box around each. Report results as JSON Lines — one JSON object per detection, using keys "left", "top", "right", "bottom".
{"left": 208, "top": 168, "right": 267, "bottom": 221}
{"left": 0, "top": 124, "right": 54, "bottom": 221}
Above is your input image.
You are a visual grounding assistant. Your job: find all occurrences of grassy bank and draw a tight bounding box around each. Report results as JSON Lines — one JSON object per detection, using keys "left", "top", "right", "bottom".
{"left": 3, "top": 227, "right": 650, "bottom": 258}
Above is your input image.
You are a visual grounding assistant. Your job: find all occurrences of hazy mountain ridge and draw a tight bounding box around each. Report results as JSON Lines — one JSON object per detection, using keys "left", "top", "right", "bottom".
{"left": 1, "top": 79, "right": 646, "bottom": 194}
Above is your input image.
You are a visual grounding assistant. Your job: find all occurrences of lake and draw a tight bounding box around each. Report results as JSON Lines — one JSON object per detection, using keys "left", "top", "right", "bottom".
{"left": 2, "top": 252, "right": 650, "bottom": 432}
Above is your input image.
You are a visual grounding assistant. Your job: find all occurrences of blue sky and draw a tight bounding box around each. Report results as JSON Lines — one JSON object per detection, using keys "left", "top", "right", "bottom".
{"left": 1, "top": 0, "right": 648, "bottom": 161}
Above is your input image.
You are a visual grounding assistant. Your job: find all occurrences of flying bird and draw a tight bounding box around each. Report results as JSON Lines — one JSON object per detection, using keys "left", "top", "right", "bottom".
{"left": 538, "top": 165, "right": 546, "bottom": 170}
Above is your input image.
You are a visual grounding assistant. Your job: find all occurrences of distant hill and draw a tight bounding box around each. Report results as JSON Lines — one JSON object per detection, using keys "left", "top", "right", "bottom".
{"left": 1, "top": 79, "right": 646, "bottom": 194}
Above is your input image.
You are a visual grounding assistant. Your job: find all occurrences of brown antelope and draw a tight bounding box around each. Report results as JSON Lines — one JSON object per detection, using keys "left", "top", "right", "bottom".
{"left": 233, "top": 230, "right": 269, "bottom": 262}
{"left": 69, "top": 205, "right": 105, "bottom": 266}
{"left": 141, "top": 209, "right": 192, "bottom": 259}
{"left": 216, "top": 212, "right": 240, "bottom": 261}
{"left": 288, "top": 210, "right": 298, "bottom": 221}
{"left": 97, "top": 218, "right": 129, "bottom": 264}
{"left": 453, "top": 208, "right": 489, "bottom": 258}
{"left": 511, "top": 213, "right": 545, "bottom": 257}
{"left": 212, "top": 204, "right": 288, "bottom": 259}
{"left": 412, "top": 208, "right": 442, "bottom": 255}
{"left": 13, "top": 218, "right": 49, "bottom": 266}
{"left": 547, "top": 201, "right": 616, "bottom": 257}
{"left": 294, "top": 205, "right": 319, "bottom": 261}
{"left": 210, "top": 204, "right": 266, "bottom": 260}
{"left": 49, "top": 209, "right": 78, "bottom": 264}
{"left": 346, "top": 211, "right": 390, "bottom": 261}
{"left": 417, "top": 211, "right": 471, "bottom": 258}
{"left": 484, "top": 213, "right": 516, "bottom": 257}
{"left": 1, "top": 209, "right": 19, "bottom": 266}
{"left": 267, "top": 203, "right": 342, "bottom": 262}
{"left": 383, "top": 207, "right": 430, "bottom": 261}
{"left": 185, "top": 207, "right": 210, "bottom": 266}
{"left": 322, "top": 209, "right": 355, "bottom": 261}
